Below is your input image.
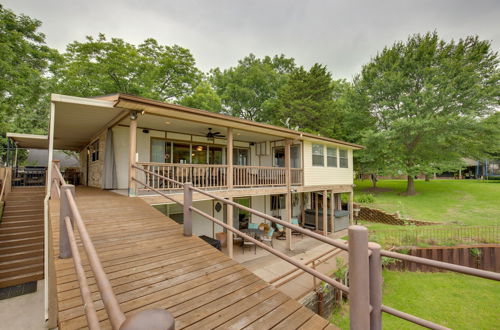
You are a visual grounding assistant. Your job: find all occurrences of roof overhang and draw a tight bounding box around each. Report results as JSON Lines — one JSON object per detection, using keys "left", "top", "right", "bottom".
{"left": 6, "top": 133, "right": 49, "bottom": 149}
{"left": 50, "top": 94, "right": 128, "bottom": 150}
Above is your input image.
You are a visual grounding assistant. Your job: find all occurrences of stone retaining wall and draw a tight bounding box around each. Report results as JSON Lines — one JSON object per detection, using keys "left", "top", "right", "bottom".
{"left": 355, "top": 206, "right": 440, "bottom": 226}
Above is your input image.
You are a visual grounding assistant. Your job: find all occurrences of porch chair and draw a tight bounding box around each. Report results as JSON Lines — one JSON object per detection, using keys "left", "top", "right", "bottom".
{"left": 242, "top": 238, "right": 257, "bottom": 254}
{"left": 262, "top": 228, "right": 274, "bottom": 248}
{"left": 275, "top": 224, "right": 286, "bottom": 240}
{"left": 291, "top": 218, "right": 303, "bottom": 238}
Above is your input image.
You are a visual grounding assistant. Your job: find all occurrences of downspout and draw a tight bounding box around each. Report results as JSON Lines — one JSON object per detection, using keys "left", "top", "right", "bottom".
{"left": 44, "top": 101, "right": 55, "bottom": 322}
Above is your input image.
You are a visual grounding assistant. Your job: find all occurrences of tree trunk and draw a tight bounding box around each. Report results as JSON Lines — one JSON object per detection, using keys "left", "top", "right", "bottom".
{"left": 405, "top": 175, "right": 416, "bottom": 195}
{"left": 371, "top": 174, "right": 377, "bottom": 188}
{"left": 424, "top": 174, "right": 430, "bottom": 182}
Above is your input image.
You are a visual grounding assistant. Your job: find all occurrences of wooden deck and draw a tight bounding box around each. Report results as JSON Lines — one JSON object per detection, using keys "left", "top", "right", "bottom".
{"left": 49, "top": 187, "right": 336, "bottom": 329}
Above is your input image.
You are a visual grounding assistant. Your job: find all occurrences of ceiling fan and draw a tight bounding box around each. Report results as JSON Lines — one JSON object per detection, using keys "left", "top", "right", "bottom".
{"left": 206, "top": 128, "right": 225, "bottom": 138}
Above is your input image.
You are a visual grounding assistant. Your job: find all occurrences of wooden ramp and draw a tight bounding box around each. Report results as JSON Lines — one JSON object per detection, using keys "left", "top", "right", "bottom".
{"left": 50, "top": 187, "right": 336, "bottom": 330}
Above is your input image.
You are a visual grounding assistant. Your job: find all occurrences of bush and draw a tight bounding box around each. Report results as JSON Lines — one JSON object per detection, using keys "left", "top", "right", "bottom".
{"left": 355, "top": 194, "right": 375, "bottom": 203}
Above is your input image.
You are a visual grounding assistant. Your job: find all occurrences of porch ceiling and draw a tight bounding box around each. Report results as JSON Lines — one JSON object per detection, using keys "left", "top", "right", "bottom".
{"left": 120, "top": 113, "right": 282, "bottom": 143}
{"left": 52, "top": 95, "right": 127, "bottom": 150}
{"left": 6, "top": 133, "right": 48, "bottom": 149}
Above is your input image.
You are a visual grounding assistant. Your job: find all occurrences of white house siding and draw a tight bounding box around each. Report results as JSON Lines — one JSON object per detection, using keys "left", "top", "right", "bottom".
{"left": 303, "top": 140, "right": 354, "bottom": 186}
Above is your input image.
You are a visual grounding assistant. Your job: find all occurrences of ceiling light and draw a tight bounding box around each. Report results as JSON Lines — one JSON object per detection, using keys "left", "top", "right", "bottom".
{"left": 196, "top": 146, "right": 203, "bottom": 151}
{"left": 165, "top": 121, "right": 171, "bottom": 125}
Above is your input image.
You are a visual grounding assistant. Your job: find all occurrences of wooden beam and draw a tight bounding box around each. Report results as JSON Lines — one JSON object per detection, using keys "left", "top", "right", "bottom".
{"left": 128, "top": 113, "right": 137, "bottom": 197}
{"left": 285, "top": 139, "right": 292, "bottom": 250}
{"left": 330, "top": 190, "right": 335, "bottom": 233}
{"left": 315, "top": 192, "right": 319, "bottom": 230}
{"left": 322, "top": 190, "right": 328, "bottom": 236}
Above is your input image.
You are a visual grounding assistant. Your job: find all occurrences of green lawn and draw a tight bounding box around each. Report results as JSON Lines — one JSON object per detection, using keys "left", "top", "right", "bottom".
{"left": 354, "top": 179, "right": 500, "bottom": 225}
{"left": 331, "top": 270, "right": 500, "bottom": 329}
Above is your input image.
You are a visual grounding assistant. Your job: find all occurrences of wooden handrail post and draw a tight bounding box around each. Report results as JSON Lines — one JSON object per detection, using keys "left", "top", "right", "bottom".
{"left": 348, "top": 225, "right": 370, "bottom": 330}
{"left": 128, "top": 112, "right": 138, "bottom": 197}
{"left": 285, "top": 139, "right": 292, "bottom": 250}
{"left": 120, "top": 308, "right": 175, "bottom": 330}
{"left": 59, "top": 184, "right": 76, "bottom": 258}
{"left": 369, "top": 242, "right": 383, "bottom": 330}
{"left": 183, "top": 183, "right": 193, "bottom": 237}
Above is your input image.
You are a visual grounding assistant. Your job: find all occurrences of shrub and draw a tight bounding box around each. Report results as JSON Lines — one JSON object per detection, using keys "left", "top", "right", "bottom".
{"left": 355, "top": 194, "right": 375, "bottom": 203}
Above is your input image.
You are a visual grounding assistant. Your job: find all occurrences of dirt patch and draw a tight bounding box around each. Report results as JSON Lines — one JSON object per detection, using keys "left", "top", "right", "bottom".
{"left": 363, "top": 187, "right": 393, "bottom": 193}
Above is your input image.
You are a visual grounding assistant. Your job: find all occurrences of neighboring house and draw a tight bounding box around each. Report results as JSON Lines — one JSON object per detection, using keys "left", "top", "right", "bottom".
{"left": 7, "top": 93, "right": 363, "bottom": 250}
{"left": 26, "top": 149, "right": 79, "bottom": 169}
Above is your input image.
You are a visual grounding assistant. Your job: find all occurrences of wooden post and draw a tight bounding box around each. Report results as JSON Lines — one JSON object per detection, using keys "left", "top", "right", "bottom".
{"left": 322, "top": 190, "right": 327, "bottom": 236}
{"left": 315, "top": 192, "right": 319, "bottom": 230}
{"left": 128, "top": 112, "right": 138, "bottom": 197}
{"left": 348, "top": 226, "right": 370, "bottom": 329}
{"left": 285, "top": 140, "right": 292, "bottom": 250}
{"left": 349, "top": 191, "right": 354, "bottom": 225}
{"left": 330, "top": 190, "right": 335, "bottom": 233}
{"left": 226, "top": 128, "right": 234, "bottom": 258}
{"left": 183, "top": 183, "right": 192, "bottom": 237}
{"left": 300, "top": 193, "right": 305, "bottom": 226}
{"left": 59, "top": 185, "right": 76, "bottom": 258}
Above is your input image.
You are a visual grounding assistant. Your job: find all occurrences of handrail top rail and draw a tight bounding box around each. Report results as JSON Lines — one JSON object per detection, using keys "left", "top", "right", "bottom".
{"left": 53, "top": 163, "right": 67, "bottom": 186}
{"left": 137, "top": 162, "right": 228, "bottom": 168}
{"left": 0, "top": 169, "right": 10, "bottom": 202}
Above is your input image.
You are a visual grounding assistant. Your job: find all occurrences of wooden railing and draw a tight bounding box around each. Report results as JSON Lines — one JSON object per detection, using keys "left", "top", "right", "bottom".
{"left": 0, "top": 168, "right": 10, "bottom": 202}
{"left": 137, "top": 162, "right": 303, "bottom": 190}
{"left": 132, "top": 167, "right": 500, "bottom": 330}
{"left": 50, "top": 163, "right": 174, "bottom": 330}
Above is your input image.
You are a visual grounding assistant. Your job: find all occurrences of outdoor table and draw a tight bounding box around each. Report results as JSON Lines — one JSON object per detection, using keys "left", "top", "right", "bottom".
{"left": 240, "top": 228, "right": 264, "bottom": 245}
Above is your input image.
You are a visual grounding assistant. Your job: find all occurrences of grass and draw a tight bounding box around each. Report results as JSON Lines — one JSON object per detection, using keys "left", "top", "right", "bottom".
{"left": 331, "top": 270, "right": 500, "bottom": 329}
{"left": 354, "top": 179, "right": 500, "bottom": 226}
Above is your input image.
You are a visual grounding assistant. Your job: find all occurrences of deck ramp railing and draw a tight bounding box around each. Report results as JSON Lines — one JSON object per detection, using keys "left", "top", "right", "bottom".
{"left": 133, "top": 165, "right": 500, "bottom": 330}
{"left": 50, "top": 163, "right": 174, "bottom": 330}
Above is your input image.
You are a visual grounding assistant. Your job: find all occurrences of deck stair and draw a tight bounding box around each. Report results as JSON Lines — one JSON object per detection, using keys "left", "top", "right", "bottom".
{"left": 0, "top": 186, "right": 45, "bottom": 288}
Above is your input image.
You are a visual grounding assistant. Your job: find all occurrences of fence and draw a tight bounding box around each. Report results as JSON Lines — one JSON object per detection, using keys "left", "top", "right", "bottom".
{"left": 12, "top": 166, "right": 46, "bottom": 187}
{"left": 50, "top": 162, "right": 174, "bottom": 330}
{"left": 370, "top": 225, "right": 500, "bottom": 247}
{"left": 132, "top": 165, "right": 500, "bottom": 330}
{"left": 386, "top": 245, "right": 500, "bottom": 273}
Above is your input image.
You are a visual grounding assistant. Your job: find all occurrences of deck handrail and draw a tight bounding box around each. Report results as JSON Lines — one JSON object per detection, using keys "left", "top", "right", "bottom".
{"left": 51, "top": 163, "right": 174, "bottom": 330}
{"left": 133, "top": 166, "right": 500, "bottom": 330}
{"left": 0, "top": 168, "right": 10, "bottom": 202}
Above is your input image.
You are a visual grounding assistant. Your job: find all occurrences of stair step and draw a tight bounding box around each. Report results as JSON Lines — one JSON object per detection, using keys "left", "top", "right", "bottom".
{"left": 0, "top": 230, "right": 44, "bottom": 240}
{"left": 0, "top": 242, "right": 44, "bottom": 255}
{"left": 0, "top": 236, "right": 44, "bottom": 248}
{"left": 0, "top": 249, "right": 44, "bottom": 262}
{"left": 0, "top": 262, "right": 44, "bottom": 279}
{"left": 0, "top": 256, "right": 44, "bottom": 270}
{"left": 0, "top": 270, "right": 44, "bottom": 289}
{"left": 1, "top": 220, "right": 42, "bottom": 227}
{"left": 0, "top": 225, "right": 44, "bottom": 234}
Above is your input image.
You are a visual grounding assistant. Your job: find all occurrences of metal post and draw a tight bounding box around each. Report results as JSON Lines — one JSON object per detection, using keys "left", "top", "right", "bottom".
{"left": 59, "top": 184, "right": 76, "bottom": 258}
{"left": 120, "top": 309, "right": 175, "bottom": 330}
{"left": 369, "top": 242, "right": 382, "bottom": 330}
{"left": 348, "top": 225, "right": 370, "bottom": 330}
{"left": 183, "top": 182, "right": 192, "bottom": 237}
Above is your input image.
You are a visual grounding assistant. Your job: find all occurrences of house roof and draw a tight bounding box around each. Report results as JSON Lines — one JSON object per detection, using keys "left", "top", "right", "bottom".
{"left": 109, "top": 93, "right": 364, "bottom": 150}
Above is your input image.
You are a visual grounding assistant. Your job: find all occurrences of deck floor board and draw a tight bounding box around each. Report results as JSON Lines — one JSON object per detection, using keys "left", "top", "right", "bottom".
{"left": 50, "top": 187, "right": 336, "bottom": 329}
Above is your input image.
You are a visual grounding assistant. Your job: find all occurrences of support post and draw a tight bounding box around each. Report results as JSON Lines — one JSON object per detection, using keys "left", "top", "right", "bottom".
{"left": 315, "top": 192, "right": 319, "bottom": 229}
{"left": 330, "top": 190, "right": 335, "bottom": 233}
{"left": 369, "top": 242, "right": 383, "bottom": 330}
{"left": 285, "top": 140, "right": 292, "bottom": 250}
{"left": 227, "top": 197, "right": 233, "bottom": 258}
{"left": 349, "top": 190, "right": 354, "bottom": 225}
{"left": 226, "top": 127, "right": 234, "bottom": 258}
{"left": 128, "top": 112, "right": 138, "bottom": 197}
{"left": 300, "top": 193, "right": 305, "bottom": 226}
{"left": 348, "top": 225, "right": 370, "bottom": 330}
{"left": 183, "top": 183, "right": 192, "bottom": 237}
{"left": 59, "top": 184, "right": 76, "bottom": 259}
{"left": 322, "top": 190, "right": 327, "bottom": 236}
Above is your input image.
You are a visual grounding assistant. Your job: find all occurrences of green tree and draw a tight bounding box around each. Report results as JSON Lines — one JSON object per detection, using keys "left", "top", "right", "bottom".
{"left": 356, "top": 32, "right": 499, "bottom": 195}
{"left": 178, "top": 80, "right": 222, "bottom": 112}
{"left": 0, "top": 5, "right": 58, "bottom": 162}
{"left": 269, "top": 64, "right": 347, "bottom": 137}
{"left": 53, "top": 34, "right": 201, "bottom": 102}
{"left": 210, "top": 54, "right": 295, "bottom": 121}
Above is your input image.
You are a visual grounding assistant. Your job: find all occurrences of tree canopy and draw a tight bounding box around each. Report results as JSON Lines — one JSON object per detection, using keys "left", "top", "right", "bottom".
{"left": 355, "top": 32, "right": 500, "bottom": 194}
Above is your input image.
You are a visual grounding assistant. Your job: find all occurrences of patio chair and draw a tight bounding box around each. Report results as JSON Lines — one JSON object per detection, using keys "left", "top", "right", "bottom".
{"left": 291, "top": 218, "right": 303, "bottom": 238}
{"left": 261, "top": 228, "right": 274, "bottom": 248}
{"left": 275, "top": 224, "right": 286, "bottom": 240}
{"left": 242, "top": 239, "right": 257, "bottom": 254}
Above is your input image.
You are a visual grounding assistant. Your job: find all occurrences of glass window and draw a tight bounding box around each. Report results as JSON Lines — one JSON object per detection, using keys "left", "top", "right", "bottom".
{"left": 274, "top": 145, "right": 301, "bottom": 168}
{"left": 233, "top": 148, "right": 249, "bottom": 165}
{"left": 151, "top": 139, "right": 171, "bottom": 163}
{"left": 312, "top": 144, "right": 324, "bottom": 166}
{"left": 271, "top": 194, "right": 285, "bottom": 210}
{"left": 173, "top": 143, "right": 190, "bottom": 163}
{"left": 209, "top": 146, "right": 223, "bottom": 164}
{"left": 90, "top": 140, "right": 99, "bottom": 162}
{"left": 327, "top": 147, "right": 337, "bottom": 167}
{"left": 339, "top": 149, "right": 348, "bottom": 168}
{"left": 273, "top": 147, "right": 285, "bottom": 167}
{"left": 291, "top": 145, "right": 301, "bottom": 168}
{"left": 192, "top": 145, "right": 207, "bottom": 164}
